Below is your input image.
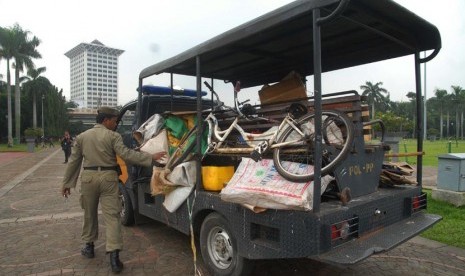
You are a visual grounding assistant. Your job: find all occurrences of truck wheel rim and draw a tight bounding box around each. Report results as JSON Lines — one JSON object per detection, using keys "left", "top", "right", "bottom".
{"left": 207, "top": 226, "right": 233, "bottom": 269}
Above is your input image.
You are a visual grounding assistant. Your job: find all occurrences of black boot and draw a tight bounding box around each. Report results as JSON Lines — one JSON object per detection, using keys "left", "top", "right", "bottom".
{"left": 81, "top": 242, "right": 95, "bottom": 258}
{"left": 109, "top": 250, "right": 124, "bottom": 273}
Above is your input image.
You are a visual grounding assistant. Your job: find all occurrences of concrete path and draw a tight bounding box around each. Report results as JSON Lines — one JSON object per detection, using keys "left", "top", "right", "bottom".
{"left": 0, "top": 148, "right": 464, "bottom": 275}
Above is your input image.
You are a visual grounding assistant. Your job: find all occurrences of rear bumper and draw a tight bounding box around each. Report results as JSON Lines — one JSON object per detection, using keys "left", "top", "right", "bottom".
{"left": 314, "top": 212, "right": 442, "bottom": 265}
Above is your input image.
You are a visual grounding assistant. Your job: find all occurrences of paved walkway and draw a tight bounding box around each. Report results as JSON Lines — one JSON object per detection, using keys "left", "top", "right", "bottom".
{"left": 0, "top": 148, "right": 464, "bottom": 275}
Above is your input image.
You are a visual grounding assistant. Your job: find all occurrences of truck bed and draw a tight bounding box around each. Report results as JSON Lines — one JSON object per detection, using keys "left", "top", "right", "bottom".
{"left": 135, "top": 179, "right": 439, "bottom": 263}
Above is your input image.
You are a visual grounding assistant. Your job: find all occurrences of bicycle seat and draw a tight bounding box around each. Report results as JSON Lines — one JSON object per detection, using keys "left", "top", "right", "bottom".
{"left": 240, "top": 103, "right": 257, "bottom": 117}
{"left": 286, "top": 103, "right": 307, "bottom": 119}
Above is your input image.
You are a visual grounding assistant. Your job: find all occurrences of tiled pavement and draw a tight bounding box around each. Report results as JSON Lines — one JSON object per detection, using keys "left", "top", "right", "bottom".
{"left": 0, "top": 148, "right": 464, "bottom": 275}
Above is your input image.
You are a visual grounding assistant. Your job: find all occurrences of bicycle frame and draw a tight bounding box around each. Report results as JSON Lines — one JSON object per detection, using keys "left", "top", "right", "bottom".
{"left": 205, "top": 111, "right": 307, "bottom": 154}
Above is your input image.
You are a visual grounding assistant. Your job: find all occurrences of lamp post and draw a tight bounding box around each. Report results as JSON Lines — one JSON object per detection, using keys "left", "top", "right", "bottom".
{"left": 41, "top": 95, "right": 45, "bottom": 139}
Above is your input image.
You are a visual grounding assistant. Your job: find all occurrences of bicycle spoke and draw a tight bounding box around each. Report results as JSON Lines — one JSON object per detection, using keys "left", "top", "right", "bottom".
{"left": 273, "top": 110, "right": 354, "bottom": 182}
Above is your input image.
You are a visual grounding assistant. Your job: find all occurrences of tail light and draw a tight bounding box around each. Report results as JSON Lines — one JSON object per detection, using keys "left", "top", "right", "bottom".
{"left": 410, "top": 193, "right": 427, "bottom": 213}
{"left": 331, "top": 216, "right": 359, "bottom": 246}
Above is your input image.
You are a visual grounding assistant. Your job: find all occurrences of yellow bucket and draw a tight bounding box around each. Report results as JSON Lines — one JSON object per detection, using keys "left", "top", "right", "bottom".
{"left": 202, "top": 166, "right": 235, "bottom": 191}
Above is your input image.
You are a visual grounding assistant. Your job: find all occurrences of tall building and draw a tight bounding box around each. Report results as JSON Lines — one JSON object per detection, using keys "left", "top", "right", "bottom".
{"left": 65, "top": 40, "right": 124, "bottom": 109}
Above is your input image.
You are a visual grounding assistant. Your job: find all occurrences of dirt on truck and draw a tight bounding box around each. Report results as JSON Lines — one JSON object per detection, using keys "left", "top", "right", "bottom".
{"left": 115, "top": 0, "right": 442, "bottom": 275}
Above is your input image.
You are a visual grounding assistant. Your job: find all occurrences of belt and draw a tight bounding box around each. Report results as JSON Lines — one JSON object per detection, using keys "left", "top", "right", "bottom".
{"left": 83, "top": 166, "right": 119, "bottom": 172}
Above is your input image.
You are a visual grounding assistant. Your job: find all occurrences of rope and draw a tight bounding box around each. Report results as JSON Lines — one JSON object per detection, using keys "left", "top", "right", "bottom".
{"left": 187, "top": 190, "right": 201, "bottom": 275}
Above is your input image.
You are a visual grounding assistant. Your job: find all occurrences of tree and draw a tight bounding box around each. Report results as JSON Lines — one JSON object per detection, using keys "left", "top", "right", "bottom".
{"left": 21, "top": 75, "right": 51, "bottom": 131}
{"left": 443, "top": 93, "right": 454, "bottom": 137}
{"left": 434, "top": 88, "right": 447, "bottom": 139}
{"left": 450, "top": 85, "right": 465, "bottom": 139}
{"left": 21, "top": 67, "right": 47, "bottom": 128}
{"left": 0, "top": 26, "right": 16, "bottom": 146}
{"left": 376, "top": 111, "right": 413, "bottom": 134}
{"left": 11, "top": 24, "right": 41, "bottom": 143}
{"left": 404, "top": 91, "right": 419, "bottom": 137}
{"left": 360, "top": 81, "right": 389, "bottom": 119}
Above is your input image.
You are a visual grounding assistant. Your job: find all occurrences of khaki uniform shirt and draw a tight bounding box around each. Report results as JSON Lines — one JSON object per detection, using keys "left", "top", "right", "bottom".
{"left": 62, "top": 124, "right": 152, "bottom": 189}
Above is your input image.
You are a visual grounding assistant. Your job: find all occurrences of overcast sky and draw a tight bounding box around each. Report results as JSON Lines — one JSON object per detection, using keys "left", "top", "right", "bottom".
{"left": 0, "top": 0, "right": 464, "bottom": 106}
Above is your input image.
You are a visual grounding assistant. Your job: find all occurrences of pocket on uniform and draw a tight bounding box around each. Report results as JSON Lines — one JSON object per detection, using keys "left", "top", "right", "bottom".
{"left": 81, "top": 174, "right": 93, "bottom": 183}
{"left": 102, "top": 173, "right": 121, "bottom": 213}
{"left": 80, "top": 174, "right": 93, "bottom": 198}
{"left": 102, "top": 173, "right": 119, "bottom": 195}
{"left": 103, "top": 173, "right": 118, "bottom": 184}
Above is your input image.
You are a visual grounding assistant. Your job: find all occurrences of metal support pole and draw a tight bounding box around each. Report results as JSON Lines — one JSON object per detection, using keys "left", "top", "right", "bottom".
{"left": 423, "top": 51, "right": 427, "bottom": 140}
{"left": 415, "top": 53, "right": 423, "bottom": 187}
{"left": 41, "top": 95, "right": 45, "bottom": 138}
{"left": 312, "top": 8, "right": 323, "bottom": 213}
{"left": 196, "top": 55, "right": 203, "bottom": 190}
{"left": 137, "top": 79, "right": 143, "bottom": 127}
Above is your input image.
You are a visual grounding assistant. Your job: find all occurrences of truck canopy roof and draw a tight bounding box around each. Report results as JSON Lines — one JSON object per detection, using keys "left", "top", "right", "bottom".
{"left": 139, "top": 0, "right": 441, "bottom": 88}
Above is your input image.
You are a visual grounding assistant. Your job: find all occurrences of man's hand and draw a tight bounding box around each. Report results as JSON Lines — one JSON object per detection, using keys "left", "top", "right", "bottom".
{"left": 152, "top": 151, "right": 167, "bottom": 161}
{"left": 62, "top": 187, "right": 71, "bottom": 198}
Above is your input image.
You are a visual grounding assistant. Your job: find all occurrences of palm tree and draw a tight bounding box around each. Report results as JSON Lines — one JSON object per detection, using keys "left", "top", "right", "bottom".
{"left": 360, "top": 81, "right": 389, "bottom": 119}
{"left": 405, "top": 91, "right": 417, "bottom": 137}
{"left": 434, "top": 88, "right": 447, "bottom": 139}
{"left": 0, "top": 26, "right": 16, "bottom": 146}
{"left": 11, "top": 24, "right": 41, "bottom": 143}
{"left": 21, "top": 67, "right": 46, "bottom": 128}
{"left": 450, "top": 85, "right": 465, "bottom": 139}
{"left": 441, "top": 94, "right": 454, "bottom": 138}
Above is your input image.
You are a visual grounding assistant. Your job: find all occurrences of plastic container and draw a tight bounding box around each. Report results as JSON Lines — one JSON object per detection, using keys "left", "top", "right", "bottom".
{"left": 202, "top": 166, "right": 235, "bottom": 191}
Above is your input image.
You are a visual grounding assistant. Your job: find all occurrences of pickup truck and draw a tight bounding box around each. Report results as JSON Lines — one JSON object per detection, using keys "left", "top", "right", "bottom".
{"left": 116, "top": 0, "right": 442, "bottom": 275}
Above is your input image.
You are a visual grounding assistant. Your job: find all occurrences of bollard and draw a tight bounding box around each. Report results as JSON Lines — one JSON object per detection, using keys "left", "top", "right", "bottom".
{"left": 403, "top": 143, "right": 408, "bottom": 162}
{"left": 448, "top": 141, "right": 452, "bottom": 153}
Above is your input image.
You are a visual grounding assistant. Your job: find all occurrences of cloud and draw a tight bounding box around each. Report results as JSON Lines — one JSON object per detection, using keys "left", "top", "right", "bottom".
{"left": 0, "top": 0, "right": 463, "bottom": 106}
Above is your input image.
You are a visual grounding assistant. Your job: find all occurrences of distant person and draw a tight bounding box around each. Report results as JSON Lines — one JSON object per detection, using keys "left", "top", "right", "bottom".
{"left": 48, "top": 137, "right": 55, "bottom": 148}
{"left": 61, "top": 106, "right": 166, "bottom": 273}
{"left": 41, "top": 136, "right": 46, "bottom": 148}
{"left": 61, "top": 131, "right": 73, "bottom": 163}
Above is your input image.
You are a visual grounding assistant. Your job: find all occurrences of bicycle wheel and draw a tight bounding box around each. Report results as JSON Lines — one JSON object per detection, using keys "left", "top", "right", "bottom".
{"left": 272, "top": 110, "right": 354, "bottom": 182}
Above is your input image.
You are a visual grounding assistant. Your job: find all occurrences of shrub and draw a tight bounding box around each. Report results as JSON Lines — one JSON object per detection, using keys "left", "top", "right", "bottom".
{"left": 428, "top": 128, "right": 439, "bottom": 136}
{"left": 24, "top": 127, "right": 43, "bottom": 138}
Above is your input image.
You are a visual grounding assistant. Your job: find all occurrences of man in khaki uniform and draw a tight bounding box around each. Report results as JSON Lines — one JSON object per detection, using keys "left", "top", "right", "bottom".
{"left": 61, "top": 107, "right": 165, "bottom": 273}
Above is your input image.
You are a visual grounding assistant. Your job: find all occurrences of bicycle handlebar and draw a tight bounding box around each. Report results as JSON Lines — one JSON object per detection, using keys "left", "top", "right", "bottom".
{"left": 203, "top": 81, "right": 261, "bottom": 120}
{"left": 239, "top": 99, "right": 250, "bottom": 105}
{"left": 203, "top": 81, "right": 223, "bottom": 109}
{"left": 203, "top": 80, "right": 245, "bottom": 116}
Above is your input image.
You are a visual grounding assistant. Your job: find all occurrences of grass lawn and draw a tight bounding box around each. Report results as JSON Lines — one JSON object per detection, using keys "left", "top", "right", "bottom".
{"left": 421, "top": 190, "right": 465, "bottom": 249}
{"left": 393, "top": 139, "right": 465, "bottom": 167}
{"left": 390, "top": 139, "right": 465, "bottom": 248}
{"left": 0, "top": 143, "right": 28, "bottom": 152}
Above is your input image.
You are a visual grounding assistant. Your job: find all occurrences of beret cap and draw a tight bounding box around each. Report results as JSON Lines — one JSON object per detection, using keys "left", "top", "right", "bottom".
{"left": 98, "top": 106, "right": 119, "bottom": 117}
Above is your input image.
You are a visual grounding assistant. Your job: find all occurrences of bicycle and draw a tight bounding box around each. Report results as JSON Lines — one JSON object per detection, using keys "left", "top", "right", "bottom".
{"left": 165, "top": 81, "right": 355, "bottom": 183}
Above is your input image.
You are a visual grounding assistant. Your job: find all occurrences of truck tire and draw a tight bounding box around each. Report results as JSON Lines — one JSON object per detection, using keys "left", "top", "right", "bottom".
{"left": 118, "top": 181, "right": 135, "bottom": 226}
{"left": 200, "top": 213, "right": 254, "bottom": 276}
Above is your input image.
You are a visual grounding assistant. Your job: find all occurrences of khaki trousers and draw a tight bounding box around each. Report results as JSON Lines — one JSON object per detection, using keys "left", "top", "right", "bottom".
{"left": 80, "top": 170, "right": 122, "bottom": 252}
